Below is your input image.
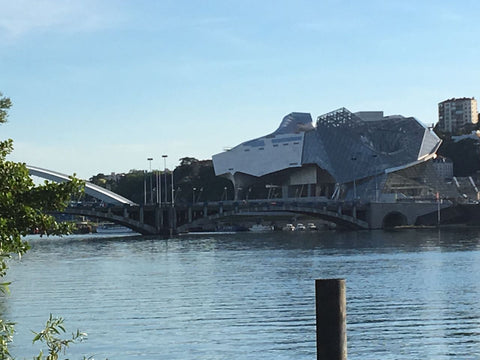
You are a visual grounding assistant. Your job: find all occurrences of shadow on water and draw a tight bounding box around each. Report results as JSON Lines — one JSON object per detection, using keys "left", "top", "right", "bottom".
{"left": 23, "top": 227, "right": 480, "bottom": 258}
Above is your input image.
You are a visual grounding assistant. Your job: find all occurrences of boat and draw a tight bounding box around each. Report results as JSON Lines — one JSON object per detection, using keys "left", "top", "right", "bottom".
{"left": 307, "top": 223, "right": 318, "bottom": 231}
{"left": 249, "top": 224, "right": 274, "bottom": 232}
{"left": 296, "top": 223, "right": 306, "bottom": 231}
{"left": 282, "top": 223, "right": 295, "bottom": 231}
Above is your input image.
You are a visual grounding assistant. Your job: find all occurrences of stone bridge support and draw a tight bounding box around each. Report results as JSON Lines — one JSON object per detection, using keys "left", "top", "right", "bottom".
{"left": 367, "top": 202, "right": 450, "bottom": 229}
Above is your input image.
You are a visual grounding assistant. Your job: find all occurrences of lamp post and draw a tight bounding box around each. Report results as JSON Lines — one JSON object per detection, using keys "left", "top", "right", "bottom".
{"left": 171, "top": 170, "right": 175, "bottom": 207}
{"left": 162, "top": 155, "right": 168, "bottom": 204}
{"left": 158, "top": 170, "right": 162, "bottom": 205}
{"left": 143, "top": 170, "right": 147, "bottom": 205}
{"left": 147, "top": 157, "right": 153, "bottom": 204}
{"left": 193, "top": 187, "right": 196, "bottom": 204}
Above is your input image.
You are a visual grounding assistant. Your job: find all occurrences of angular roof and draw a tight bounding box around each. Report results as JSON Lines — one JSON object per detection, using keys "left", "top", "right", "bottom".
{"left": 213, "top": 108, "right": 441, "bottom": 184}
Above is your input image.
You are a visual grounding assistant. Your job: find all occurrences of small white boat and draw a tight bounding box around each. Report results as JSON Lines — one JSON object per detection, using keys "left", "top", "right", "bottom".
{"left": 296, "top": 223, "right": 306, "bottom": 231}
{"left": 307, "top": 223, "right": 318, "bottom": 231}
{"left": 282, "top": 223, "right": 295, "bottom": 231}
{"left": 249, "top": 224, "right": 274, "bottom": 232}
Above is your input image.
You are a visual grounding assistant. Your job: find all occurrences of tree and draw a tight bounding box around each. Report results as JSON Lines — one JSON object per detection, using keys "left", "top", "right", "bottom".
{"left": 437, "top": 137, "right": 480, "bottom": 177}
{"left": 0, "top": 92, "right": 87, "bottom": 358}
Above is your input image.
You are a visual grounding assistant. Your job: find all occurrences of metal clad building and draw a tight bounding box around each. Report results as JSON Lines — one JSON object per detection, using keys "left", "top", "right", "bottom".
{"left": 213, "top": 108, "right": 442, "bottom": 201}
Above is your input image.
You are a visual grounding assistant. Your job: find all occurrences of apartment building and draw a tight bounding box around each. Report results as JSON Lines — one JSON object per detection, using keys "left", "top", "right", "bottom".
{"left": 438, "top": 97, "right": 478, "bottom": 133}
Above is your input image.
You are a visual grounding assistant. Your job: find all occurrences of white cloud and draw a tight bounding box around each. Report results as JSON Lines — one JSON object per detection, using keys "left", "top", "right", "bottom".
{"left": 0, "top": 0, "right": 123, "bottom": 40}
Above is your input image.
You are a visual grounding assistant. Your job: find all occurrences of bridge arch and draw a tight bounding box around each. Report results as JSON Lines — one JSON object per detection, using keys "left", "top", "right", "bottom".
{"left": 382, "top": 211, "right": 408, "bottom": 229}
{"left": 179, "top": 203, "right": 370, "bottom": 231}
{"left": 26, "top": 165, "right": 137, "bottom": 206}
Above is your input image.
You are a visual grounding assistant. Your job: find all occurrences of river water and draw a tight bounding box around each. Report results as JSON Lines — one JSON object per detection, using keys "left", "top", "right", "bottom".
{"left": 4, "top": 228, "right": 480, "bottom": 359}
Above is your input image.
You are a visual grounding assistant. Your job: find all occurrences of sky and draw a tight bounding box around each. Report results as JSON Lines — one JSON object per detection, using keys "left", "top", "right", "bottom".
{"left": 1, "top": 0, "right": 479, "bottom": 180}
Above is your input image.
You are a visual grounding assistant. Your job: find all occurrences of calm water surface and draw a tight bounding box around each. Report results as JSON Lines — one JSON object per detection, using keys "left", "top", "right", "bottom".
{"left": 4, "top": 229, "right": 480, "bottom": 359}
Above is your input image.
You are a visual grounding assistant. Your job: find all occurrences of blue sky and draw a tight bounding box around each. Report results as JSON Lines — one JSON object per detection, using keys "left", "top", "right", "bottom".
{"left": 1, "top": 0, "right": 479, "bottom": 179}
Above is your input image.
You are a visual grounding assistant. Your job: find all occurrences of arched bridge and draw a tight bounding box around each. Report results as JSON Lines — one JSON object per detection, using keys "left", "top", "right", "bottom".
{"left": 27, "top": 165, "right": 453, "bottom": 234}
{"left": 182, "top": 200, "right": 370, "bottom": 231}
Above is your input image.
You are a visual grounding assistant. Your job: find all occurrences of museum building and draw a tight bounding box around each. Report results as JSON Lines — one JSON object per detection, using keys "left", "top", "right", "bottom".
{"left": 212, "top": 108, "right": 443, "bottom": 202}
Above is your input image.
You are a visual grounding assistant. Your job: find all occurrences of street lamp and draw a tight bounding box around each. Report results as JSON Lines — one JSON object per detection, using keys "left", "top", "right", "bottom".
{"left": 171, "top": 170, "right": 175, "bottom": 207}
{"left": 193, "top": 187, "right": 196, "bottom": 204}
{"left": 147, "top": 157, "right": 153, "bottom": 204}
{"left": 162, "top": 155, "right": 168, "bottom": 204}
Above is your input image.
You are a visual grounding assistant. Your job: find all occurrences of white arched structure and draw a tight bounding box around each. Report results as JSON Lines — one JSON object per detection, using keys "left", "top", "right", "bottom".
{"left": 27, "top": 165, "right": 137, "bottom": 206}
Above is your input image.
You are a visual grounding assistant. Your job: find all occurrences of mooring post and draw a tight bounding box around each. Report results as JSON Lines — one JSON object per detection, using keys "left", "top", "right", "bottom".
{"left": 315, "top": 278, "right": 347, "bottom": 360}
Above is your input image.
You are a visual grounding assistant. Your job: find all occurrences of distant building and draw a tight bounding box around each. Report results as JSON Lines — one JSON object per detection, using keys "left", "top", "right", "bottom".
{"left": 438, "top": 97, "right": 478, "bottom": 133}
{"left": 213, "top": 108, "right": 443, "bottom": 201}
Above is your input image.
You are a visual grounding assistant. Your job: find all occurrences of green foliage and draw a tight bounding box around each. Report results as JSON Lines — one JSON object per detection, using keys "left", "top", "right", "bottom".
{"left": 32, "top": 314, "right": 89, "bottom": 360}
{"left": 0, "top": 92, "right": 89, "bottom": 358}
{"left": 0, "top": 140, "right": 84, "bottom": 283}
{"left": 174, "top": 158, "right": 232, "bottom": 203}
{"left": 114, "top": 170, "right": 145, "bottom": 203}
{"left": 0, "top": 318, "right": 15, "bottom": 359}
{"left": 437, "top": 138, "right": 480, "bottom": 177}
{"left": 0, "top": 93, "right": 12, "bottom": 124}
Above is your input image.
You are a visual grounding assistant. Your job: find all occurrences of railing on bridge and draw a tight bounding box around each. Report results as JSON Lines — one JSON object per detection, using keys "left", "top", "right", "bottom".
{"left": 62, "top": 197, "right": 371, "bottom": 234}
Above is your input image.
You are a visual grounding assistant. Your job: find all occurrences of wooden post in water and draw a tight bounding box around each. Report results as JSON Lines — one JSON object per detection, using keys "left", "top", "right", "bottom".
{"left": 315, "top": 278, "right": 347, "bottom": 360}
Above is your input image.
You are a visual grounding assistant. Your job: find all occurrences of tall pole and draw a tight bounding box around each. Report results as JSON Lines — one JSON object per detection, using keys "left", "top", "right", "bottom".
{"left": 162, "top": 155, "right": 168, "bottom": 204}
{"left": 156, "top": 171, "right": 160, "bottom": 204}
{"left": 171, "top": 170, "right": 175, "bottom": 207}
{"left": 143, "top": 170, "right": 146, "bottom": 205}
{"left": 158, "top": 170, "right": 162, "bottom": 205}
{"left": 147, "top": 157, "right": 153, "bottom": 204}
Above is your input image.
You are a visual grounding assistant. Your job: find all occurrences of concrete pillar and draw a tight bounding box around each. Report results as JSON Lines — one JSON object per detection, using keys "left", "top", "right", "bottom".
{"left": 139, "top": 206, "right": 144, "bottom": 224}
